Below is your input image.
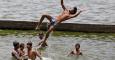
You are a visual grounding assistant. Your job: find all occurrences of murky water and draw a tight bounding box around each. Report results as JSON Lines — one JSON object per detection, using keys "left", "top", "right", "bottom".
{"left": 0, "top": 34, "right": 115, "bottom": 60}
{"left": 0, "top": 0, "right": 115, "bottom": 24}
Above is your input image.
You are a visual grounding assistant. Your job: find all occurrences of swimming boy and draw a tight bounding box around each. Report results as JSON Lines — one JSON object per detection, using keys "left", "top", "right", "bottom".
{"left": 27, "top": 42, "right": 42, "bottom": 60}
{"left": 69, "top": 43, "right": 82, "bottom": 56}
{"left": 12, "top": 41, "right": 21, "bottom": 60}
{"left": 36, "top": 0, "right": 84, "bottom": 47}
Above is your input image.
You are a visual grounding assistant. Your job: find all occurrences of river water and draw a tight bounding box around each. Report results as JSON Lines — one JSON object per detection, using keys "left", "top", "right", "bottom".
{"left": 0, "top": 0, "right": 115, "bottom": 25}
{"left": 0, "top": 34, "right": 115, "bottom": 60}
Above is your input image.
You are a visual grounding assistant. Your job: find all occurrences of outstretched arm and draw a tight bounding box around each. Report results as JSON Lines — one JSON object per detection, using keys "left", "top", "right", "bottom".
{"left": 61, "top": 0, "right": 67, "bottom": 10}
{"left": 70, "top": 11, "right": 83, "bottom": 18}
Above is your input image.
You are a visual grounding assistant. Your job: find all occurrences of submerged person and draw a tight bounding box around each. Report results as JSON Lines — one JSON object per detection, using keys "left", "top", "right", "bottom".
{"left": 12, "top": 41, "right": 21, "bottom": 60}
{"left": 38, "top": 32, "right": 44, "bottom": 40}
{"left": 69, "top": 43, "right": 82, "bottom": 56}
{"left": 27, "top": 42, "right": 42, "bottom": 60}
{"left": 38, "top": 32, "right": 48, "bottom": 47}
{"left": 35, "top": 0, "right": 84, "bottom": 47}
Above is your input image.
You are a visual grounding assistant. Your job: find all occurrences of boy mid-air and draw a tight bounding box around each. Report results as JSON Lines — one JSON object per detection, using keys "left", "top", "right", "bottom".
{"left": 36, "top": 0, "right": 84, "bottom": 47}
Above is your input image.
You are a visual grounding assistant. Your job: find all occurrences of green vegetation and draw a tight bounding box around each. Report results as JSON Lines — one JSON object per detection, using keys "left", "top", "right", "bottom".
{"left": 0, "top": 29, "right": 36, "bottom": 36}
{"left": 0, "top": 29, "right": 115, "bottom": 41}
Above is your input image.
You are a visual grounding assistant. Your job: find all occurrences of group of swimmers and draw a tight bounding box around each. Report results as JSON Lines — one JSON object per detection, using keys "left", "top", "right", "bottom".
{"left": 12, "top": 41, "right": 42, "bottom": 60}
{"left": 12, "top": 0, "right": 84, "bottom": 60}
{"left": 12, "top": 32, "right": 82, "bottom": 60}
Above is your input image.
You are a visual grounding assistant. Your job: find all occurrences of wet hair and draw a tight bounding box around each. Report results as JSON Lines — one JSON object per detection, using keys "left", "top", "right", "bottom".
{"left": 20, "top": 43, "right": 24, "bottom": 48}
{"left": 39, "top": 32, "right": 44, "bottom": 40}
{"left": 69, "top": 7, "right": 77, "bottom": 14}
{"left": 13, "top": 41, "right": 19, "bottom": 47}
{"left": 75, "top": 43, "right": 80, "bottom": 48}
{"left": 27, "top": 42, "right": 32, "bottom": 47}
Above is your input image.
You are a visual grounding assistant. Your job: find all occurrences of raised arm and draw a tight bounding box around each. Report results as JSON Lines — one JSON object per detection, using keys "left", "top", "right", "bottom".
{"left": 61, "top": 0, "right": 67, "bottom": 10}
{"left": 70, "top": 11, "right": 83, "bottom": 18}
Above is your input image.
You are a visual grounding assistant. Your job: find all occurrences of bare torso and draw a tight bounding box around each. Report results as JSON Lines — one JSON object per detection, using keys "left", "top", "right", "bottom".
{"left": 28, "top": 50, "right": 36, "bottom": 60}
{"left": 56, "top": 10, "right": 71, "bottom": 23}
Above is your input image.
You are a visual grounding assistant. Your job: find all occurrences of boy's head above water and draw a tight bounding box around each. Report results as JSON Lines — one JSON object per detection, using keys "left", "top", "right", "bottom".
{"left": 13, "top": 41, "right": 19, "bottom": 49}
{"left": 39, "top": 32, "right": 44, "bottom": 40}
{"left": 27, "top": 42, "right": 32, "bottom": 49}
{"left": 75, "top": 43, "right": 80, "bottom": 50}
{"left": 20, "top": 43, "right": 25, "bottom": 50}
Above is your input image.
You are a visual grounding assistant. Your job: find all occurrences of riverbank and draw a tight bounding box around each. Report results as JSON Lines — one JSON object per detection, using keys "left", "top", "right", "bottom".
{"left": 0, "top": 20, "right": 115, "bottom": 33}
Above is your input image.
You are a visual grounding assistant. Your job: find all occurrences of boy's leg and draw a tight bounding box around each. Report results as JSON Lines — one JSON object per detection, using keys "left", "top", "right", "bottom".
{"left": 36, "top": 15, "right": 52, "bottom": 30}
{"left": 40, "top": 26, "right": 54, "bottom": 47}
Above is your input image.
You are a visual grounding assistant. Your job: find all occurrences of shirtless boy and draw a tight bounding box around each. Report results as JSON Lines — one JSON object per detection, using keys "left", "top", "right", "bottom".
{"left": 69, "top": 43, "right": 82, "bottom": 56}
{"left": 27, "top": 42, "right": 42, "bottom": 60}
{"left": 36, "top": 0, "right": 84, "bottom": 47}
{"left": 12, "top": 41, "right": 21, "bottom": 60}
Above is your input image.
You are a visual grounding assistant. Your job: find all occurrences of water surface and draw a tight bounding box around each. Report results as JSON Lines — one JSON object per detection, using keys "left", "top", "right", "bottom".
{"left": 0, "top": 31, "right": 115, "bottom": 60}
{"left": 0, "top": 0, "right": 115, "bottom": 24}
